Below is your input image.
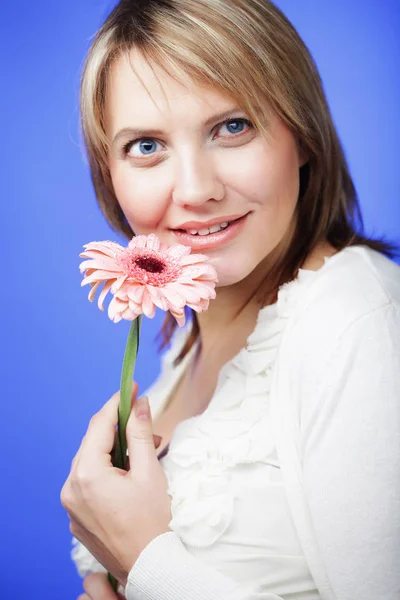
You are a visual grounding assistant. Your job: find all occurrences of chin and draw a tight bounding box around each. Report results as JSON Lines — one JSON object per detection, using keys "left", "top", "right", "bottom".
{"left": 211, "top": 243, "right": 279, "bottom": 289}
{"left": 211, "top": 257, "right": 258, "bottom": 289}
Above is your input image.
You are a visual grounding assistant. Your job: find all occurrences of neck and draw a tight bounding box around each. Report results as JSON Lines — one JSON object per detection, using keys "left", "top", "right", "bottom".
{"left": 195, "top": 252, "right": 274, "bottom": 355}
{"left": 195, "top": 216, "right": 299, "bottom": 354}
{"left": 194, "top": 236, "right": 337, "bottom": 355}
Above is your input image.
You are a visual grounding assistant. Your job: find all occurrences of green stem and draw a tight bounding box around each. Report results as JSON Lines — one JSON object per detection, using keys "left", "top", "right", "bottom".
{"left": 107, "top": 315, "right": 142, "bottom": 593}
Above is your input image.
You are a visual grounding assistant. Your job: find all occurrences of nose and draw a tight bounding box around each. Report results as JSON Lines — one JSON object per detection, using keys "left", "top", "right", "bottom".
{"left": 172, "top": 150, "right": 225, "bottom": 207}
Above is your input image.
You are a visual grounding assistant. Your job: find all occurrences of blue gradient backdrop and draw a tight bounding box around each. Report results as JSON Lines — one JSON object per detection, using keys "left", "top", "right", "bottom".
{"left": 2, "top": 1, "right": 399, "bottom": 598}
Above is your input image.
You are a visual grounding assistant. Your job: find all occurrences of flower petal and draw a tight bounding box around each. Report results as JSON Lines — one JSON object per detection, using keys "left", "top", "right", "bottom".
{"left": 179, "top": 253, "right": 210, "bottom": 266}
{"left": 98, "top": 280, "right": 113, "bottom": 311}
{"left": 79, "top": 257, "right": 121, "bottom": 273}
{"left": 147, "top": 285, "right": 169, "bottom": 311}
{"left": 88, "top": 280, "right": 102, "bottom": 302}
{"left": 145, "top": 233, "right": 161, "bottom": 251}
{"left": 176, "top": 281, "right": 215, "bottom": 299}
{"left": 142, "top": 288, "right": 156, "bottom": 318}
{"left": 162, "top": 286, "right": 187, "bottom": 310}
{"left": 183, "top": 264, "right": 219, "bottom": 281}
{"left": 111, "top": 275, "right": 128, "bottom": 294}
{"left": 108, "top": 296, "right": 128, "bottom": 322}
{"left": 116, "top": 289, "right": 129, "bottom": 301}
{"left": 127, "top": 284, "right": 145, "bottom": 304}
{"left": 169, "top": 308, "right": 186, "bottom": 327}
{"left": 128, "top": 235, "right": 147, "bottom": 249}
{"left": 188, "top": 297, "right": 211, "bottom": 312}
{"left": 174, "top": 284, "right": 201, "bottom": 304}
{"left": 195, "top": 281, "right": 217, "bottom": 298}
{"left": 80, "top": 233, "right": 217, "bottom": 321}
{"left": 121, "top": 306, "right": 140, "bottom": 320}
{"left": 165, "top": 244, "right": 192, "bottom": 260}
{"left": 81, "top": 241, "right": 123, "bottom": 258}
{"left": 81, "top": 271, "right": 120, "bottom": 286}
{"left": 128, "top": 299, "right": 142, "bottom": 313}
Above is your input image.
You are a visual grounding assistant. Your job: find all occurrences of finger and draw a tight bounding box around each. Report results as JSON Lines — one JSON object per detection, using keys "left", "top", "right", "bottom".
{"left": 79, "top": 384, "right": 138, "bottom": 472}
{"left": 83, "top": 572, "right": 119, "bottom": 599}
{"left": 71, "top": 392, "right": 120, "bottom": 472}
{"left": 126, "top": 433, "right": 162, "bottom": 470}
{"left": 71, "top": 440, "right": 86, "bottom": 471}
{"left": 126, "top": 396, "right": 157, "bottom": 470}
{"left": 111, "top": 425, "right": 163, "bottom": 451}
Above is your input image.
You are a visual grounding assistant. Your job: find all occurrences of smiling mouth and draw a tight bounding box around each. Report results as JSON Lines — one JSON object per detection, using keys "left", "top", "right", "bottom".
{"left": 171, "top": 212, "right": 250, "bottom": 250}
{"left": 177, "top": 221, "right": 230, "bottom": 236}
{"left": 175, "top": 215, "right": 244, "bottom": 236}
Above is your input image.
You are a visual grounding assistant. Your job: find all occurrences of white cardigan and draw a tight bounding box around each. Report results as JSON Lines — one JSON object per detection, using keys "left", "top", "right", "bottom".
{"left": 71, "top": 245, "right": 400, "bottom": 600}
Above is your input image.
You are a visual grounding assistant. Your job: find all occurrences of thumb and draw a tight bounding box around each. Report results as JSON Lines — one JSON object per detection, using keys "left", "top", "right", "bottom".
{"left": 126, "top": 396, "right": 155, "bottom": 465}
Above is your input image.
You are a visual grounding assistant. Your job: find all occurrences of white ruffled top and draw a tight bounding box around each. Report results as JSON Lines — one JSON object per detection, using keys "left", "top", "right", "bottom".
{"left": 71, "top": 246, "right": 400, "bottom": 600}
{"left": 148, "top": 267, "right": 321, "bottom": 598}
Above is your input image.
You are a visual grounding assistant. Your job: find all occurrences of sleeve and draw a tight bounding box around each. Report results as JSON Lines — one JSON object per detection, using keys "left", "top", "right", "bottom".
{"left": 125, "top": 531, "right": 283, "bottom": 600}
{"left": 298, "top": 302, "right": 400, "bottom": 599}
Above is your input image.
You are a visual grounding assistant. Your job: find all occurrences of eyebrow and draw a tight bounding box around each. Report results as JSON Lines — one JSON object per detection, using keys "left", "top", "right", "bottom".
{"left": 111, "top": 107, "right": 244, "bottom": 146}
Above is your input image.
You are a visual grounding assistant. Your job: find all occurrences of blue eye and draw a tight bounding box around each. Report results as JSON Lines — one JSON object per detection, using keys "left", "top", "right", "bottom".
{"left": 124, "top": 138, "right": 161, "bottom": 157}
{"left": 220, "top": 118, "right": 251, "bottom": 136}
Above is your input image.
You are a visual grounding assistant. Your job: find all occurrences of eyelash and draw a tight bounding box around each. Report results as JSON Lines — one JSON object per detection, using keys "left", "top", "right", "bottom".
{"left": 121, "top": 117, "right": 254, "bottom": 158}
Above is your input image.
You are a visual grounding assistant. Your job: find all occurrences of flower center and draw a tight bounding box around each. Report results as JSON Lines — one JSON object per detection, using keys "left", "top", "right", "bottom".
{"left": 117, "top": 247, "right": 182, "bottom": 286}
{"left": 134, "top": 256, "right": 165, "bottom": 273}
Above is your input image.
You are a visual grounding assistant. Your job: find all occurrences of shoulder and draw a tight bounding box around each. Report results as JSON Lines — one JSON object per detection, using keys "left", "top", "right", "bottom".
{"left": 288, "top": 244, "right": 400, "bottom": 345}
{"left": 277, "top": 245, "right": 400, "bottom": 393}
{"left": 277, "top": 246, "right": 400, "bottom": 436}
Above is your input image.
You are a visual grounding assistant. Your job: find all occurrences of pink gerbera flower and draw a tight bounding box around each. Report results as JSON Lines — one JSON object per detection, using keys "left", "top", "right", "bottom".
{"left": 79, "top": 233, "right": 218, "bottom": 326}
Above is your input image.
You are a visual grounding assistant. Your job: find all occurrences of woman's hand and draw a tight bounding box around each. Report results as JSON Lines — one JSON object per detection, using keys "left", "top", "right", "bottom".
{"left": 78, "top": 572, "right": 126, "bottom": 600}
{"left": 60, "top": 384, "right": 172, "bottom": 588}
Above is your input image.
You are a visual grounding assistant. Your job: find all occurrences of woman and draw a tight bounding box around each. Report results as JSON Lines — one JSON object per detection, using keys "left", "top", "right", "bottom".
{"left": 60, "top": 1, "right": 400, "bottom": 599}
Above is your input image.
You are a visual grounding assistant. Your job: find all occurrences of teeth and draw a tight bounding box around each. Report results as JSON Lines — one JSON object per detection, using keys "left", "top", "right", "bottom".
{"left": 186, "top": 221, "right": 230, "bottom": 236}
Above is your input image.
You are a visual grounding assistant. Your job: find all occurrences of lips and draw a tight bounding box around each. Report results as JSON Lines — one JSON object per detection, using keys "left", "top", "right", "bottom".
{"left": 171, "top": 212, "right": 250, "bottom": 251}
{"left": 173, "top": 214, "right": 245, "bottom": 233}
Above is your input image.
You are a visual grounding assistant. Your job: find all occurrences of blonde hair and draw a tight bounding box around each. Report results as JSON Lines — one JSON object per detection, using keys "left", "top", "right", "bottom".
{"left": 80, "top": 0, "right": 397, "bottom": 358}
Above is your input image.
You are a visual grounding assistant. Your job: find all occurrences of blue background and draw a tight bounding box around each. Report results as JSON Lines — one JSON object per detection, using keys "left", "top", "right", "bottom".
{"left": 2, "top": 0, "right": 399, "bottom": 597}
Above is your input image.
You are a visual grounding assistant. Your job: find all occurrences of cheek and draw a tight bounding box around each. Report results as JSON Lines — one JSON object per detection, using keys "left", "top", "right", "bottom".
{"left": 110, "top": 165, "right": 170, "bottom": 233}
{"left": 219, "top": 138, "right": 299, "bottom": 211}
{"left": 248, "top": 143, "right": 300, "bottom": 215}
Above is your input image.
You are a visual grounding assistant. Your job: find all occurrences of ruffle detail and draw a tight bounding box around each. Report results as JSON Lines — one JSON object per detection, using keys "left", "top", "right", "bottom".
{"left": 71, "top": 538, "right": 127, "bottom": 597}
{"left": 161, "top": 267, "right": 320, "bottom": 548}
{"left": 71, "top": 537, "right": 107, "bottom": 577}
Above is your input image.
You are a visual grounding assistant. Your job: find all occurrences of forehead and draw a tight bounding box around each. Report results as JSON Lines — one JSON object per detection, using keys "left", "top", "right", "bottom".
{"left": 104, "top": 48, "right": 239, "bottom": 135}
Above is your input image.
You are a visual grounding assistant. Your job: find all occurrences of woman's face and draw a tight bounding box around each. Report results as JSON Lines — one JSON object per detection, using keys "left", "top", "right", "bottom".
{"left": 105, "top": 50, "right": 307, "bottom": 287}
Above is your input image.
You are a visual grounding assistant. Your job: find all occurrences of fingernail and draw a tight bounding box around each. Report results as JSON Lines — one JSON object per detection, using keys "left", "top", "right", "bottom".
{"left": 135, "top": 396, "right": 150, "bottom": 421}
